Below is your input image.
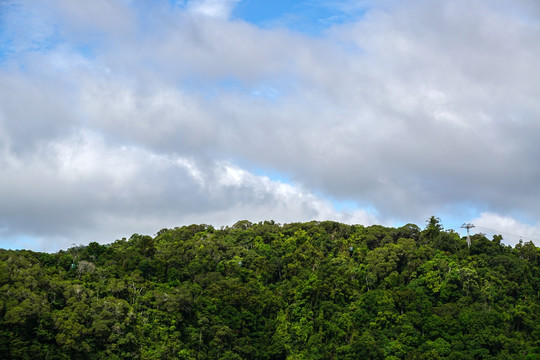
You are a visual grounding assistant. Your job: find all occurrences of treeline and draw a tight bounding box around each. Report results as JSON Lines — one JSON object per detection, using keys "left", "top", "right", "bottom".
{"left": 0, "top": 218, "right": 539, "bottom": 359}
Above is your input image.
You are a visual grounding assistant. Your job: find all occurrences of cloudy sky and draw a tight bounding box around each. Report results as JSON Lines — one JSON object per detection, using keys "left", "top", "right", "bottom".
{"left": 1, "top": 0, "right": 540, "bottom": 251}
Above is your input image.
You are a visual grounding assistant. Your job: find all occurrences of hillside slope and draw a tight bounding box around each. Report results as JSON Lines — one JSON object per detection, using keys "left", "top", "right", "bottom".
{"left": 1, "top": 218, "right": 539, "bottom": 359}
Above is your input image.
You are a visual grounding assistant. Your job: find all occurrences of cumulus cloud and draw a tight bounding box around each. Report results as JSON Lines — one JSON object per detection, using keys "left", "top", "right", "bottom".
{"left": 1, "top": 0, "right": 540, "bottom": 250}
{"left": 471, "top": 213, "right": 540, "bottom": 246}
{"left": 0, "top": 131, "right": 378, "bottom": 252}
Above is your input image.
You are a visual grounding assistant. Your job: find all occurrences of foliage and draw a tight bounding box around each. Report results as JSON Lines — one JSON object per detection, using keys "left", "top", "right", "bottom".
{"left": 1, "top": 219, "right": 539, "bottom": 359}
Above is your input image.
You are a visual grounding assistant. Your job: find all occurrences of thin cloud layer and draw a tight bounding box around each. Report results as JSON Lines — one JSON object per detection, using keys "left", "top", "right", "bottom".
{"left": 1, "top": 0, "right": 539, "bottom": 250}
{"left": 187, "top": 0, "right": 241, "bottom": 19}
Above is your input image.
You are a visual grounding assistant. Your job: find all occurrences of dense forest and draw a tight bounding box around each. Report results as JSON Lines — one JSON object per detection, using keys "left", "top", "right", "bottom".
{"left": 1, "top": 218, "right": 539, "bottom": 359}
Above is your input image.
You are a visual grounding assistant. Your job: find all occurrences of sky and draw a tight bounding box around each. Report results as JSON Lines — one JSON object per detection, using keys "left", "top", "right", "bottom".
{"left": 1, "top": 0, "right": 540, "bottom": 252}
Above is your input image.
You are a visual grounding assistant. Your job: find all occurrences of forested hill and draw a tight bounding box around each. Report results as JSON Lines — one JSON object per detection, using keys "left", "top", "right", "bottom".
{"left": 1, "top": 219, "right": 539, "bottom": 359}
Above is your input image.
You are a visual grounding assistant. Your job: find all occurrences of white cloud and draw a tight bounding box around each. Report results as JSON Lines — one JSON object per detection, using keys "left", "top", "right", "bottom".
{"left": 186, "top": 0, "right": 241, "bottom": 19}
{"left": 471, "top": 212, "right": 540, "bottom": 246}
{"left": 1, "top": 0, "right": 540, "bottom": 251}
{"left": 0, "top": 131, "right": 379, "bottom": 252}
{"left": 49, "top": 0, "right": 136, "bottom": 39}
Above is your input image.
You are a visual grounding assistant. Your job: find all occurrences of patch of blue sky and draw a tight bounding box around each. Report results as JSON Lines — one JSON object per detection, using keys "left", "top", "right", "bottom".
{"left": 73, "top": 43, "right": 96, "bottom": 60}
{"left": 252, "top": 167, "right": 293, "bottom": 184}
{"left": 231, "top": 157, "right": 293, "bottom": 184}
{"left": 0, "top": 2, "right": 15, "bottom": 63}
{"left": 232, "top": 0, "right": 368, "bottom": 36}
{"left": 167, "top": 0, "right": 188, "bottom": 8}
{"left": 0, "top": 42, "right": 12, "bottom": 63}
{"left": 330, "top": 199, "right": 357, "bottom": 212}
{"left": 0, "top": 2, "right": 63, "bottom": 65}
{"left": 232, "top": 0, "right": 302, "bottom": 25}
{"left": 334, "top": 201, "right": 379, "bottom": 221}
{"left": 0, "top": 234, "right": 37, "bottom": 251}
{"left": 250, "top": 84, "right": 284, "bottom": 101}
{"left": 27, "top": 34, "right": 61, "bottom": 54}
{"left": 215, "top": 77, "right": 248, "bottom": 91}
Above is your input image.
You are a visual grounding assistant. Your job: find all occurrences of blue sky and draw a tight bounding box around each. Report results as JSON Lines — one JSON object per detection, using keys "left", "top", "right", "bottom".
{"left": 1, "top": 0, "right": 540, "bottom": 251}
{"left": 232, "top": 0, "right": 367, "bottom": 34}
